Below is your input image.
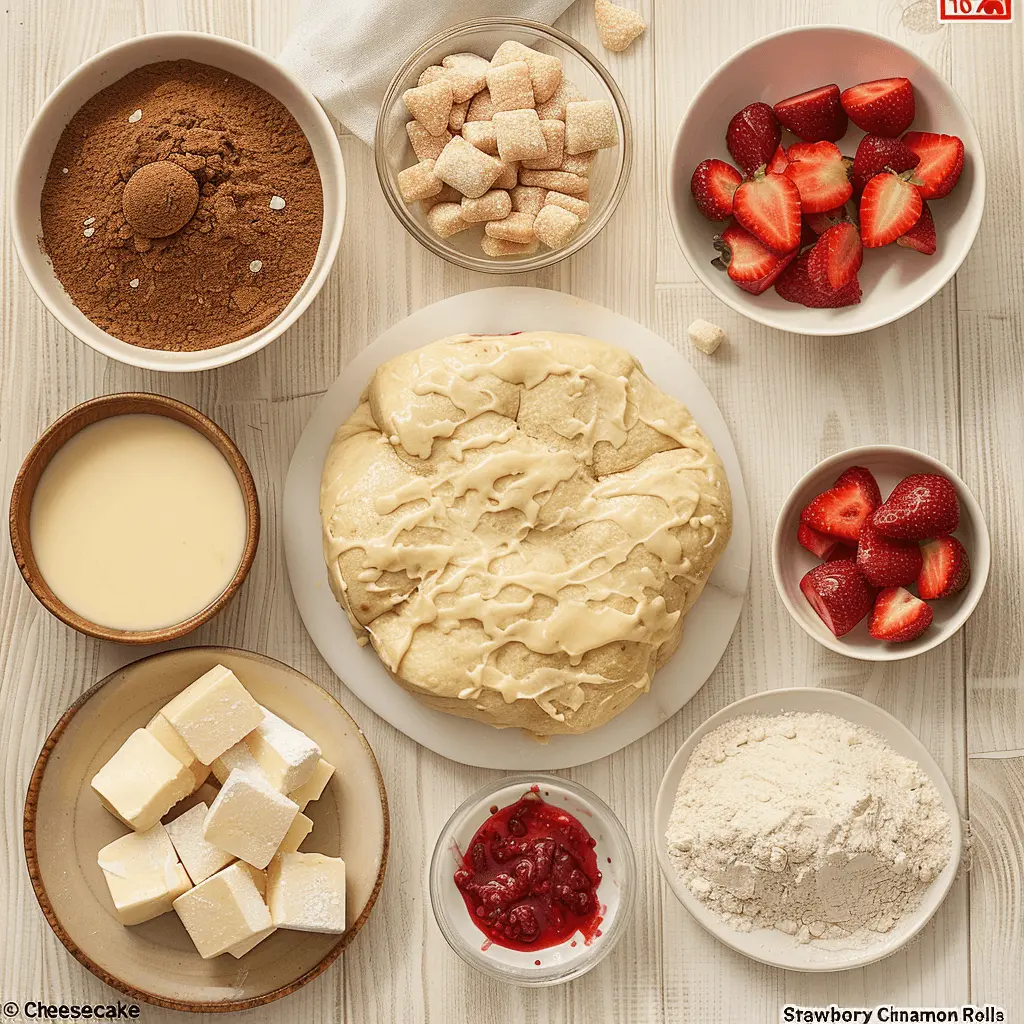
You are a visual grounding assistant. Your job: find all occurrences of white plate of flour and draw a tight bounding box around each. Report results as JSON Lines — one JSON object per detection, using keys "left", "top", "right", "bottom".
{"left": 283, "top": 287, "right": 751, "bottom": 769}
{"left": 654, "top": 687, "right": 962, "bottom": 972}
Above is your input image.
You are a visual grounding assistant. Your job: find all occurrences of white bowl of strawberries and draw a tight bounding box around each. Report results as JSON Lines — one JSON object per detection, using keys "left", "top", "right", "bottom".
{"left": 772, "top": 446, "right": 990, "bottom": 660}
{"left": 669, "top": 26, "right": 985, "bottom": 335}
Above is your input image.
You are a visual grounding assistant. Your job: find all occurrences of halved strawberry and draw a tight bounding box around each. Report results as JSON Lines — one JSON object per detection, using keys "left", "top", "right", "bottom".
{"left": 767, "top": 144, "right": 789, "bottom": 175}
{"left": 726, "top": 102, "right": 781, "bottom": 175}
{"left": 773, "top": 84, "right": 848, "bottom": 143}
{"left": 872, "top": 473, "right": 960, "bottom": 540}
{"left": 798, "top": 522, "right": 856, "bottom": 561}
{"left": 775, "top": 252, "right": 862, "bottom": 308}
{"left": 800, "top": 559, "right": 877, "bottom": 637}
{"left": 800, "top": 465, "right": 881, "bottom": 542}
{"left": 856, "top": 521, "right": 923, "bottom": 588}
{"left": 850, "top": 134, "right": 920, "bottom": 195}
{"left": 807, "top": 222, "right": 863, "bottom": 291}
{"left": 897, "top": 200, "right": 937, "bottom": 255}
{"left": 733, "top": 171, "right": 802, "bottom": 253}
{"left": 691, "top": 159, "right": 743, "bottom": 220}
{"left": 859, "top": 171, "right": 923, "bottom": 248}
{"left": 869, "top": 587, "right": 933, "bottom": 642}
{"left": 713, "top": 224, "right": 798, "bottom": 295}
{"left": 840, "top": 78, "right": 915, "bottom": 136}
{"left": 901, "top": 131, "right": 965, "bottom": 199}
{"left": 784, "top": 141, "right": 853, "bottom": 214}
{"left": 805, "top": 201, "right": 855, "bottom": 235}
{"left": 917, "top": 536, "right": 971, "bottom": 599}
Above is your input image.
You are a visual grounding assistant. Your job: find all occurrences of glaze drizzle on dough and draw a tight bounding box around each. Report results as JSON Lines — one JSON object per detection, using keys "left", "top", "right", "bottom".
{"left": 320, "top": 332, "right": 732, "bottom": 735}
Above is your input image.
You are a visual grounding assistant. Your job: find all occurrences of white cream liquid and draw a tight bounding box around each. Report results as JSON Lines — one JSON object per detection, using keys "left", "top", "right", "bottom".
{"left": 30, "top": 414, "right": 248, "bottom": 631}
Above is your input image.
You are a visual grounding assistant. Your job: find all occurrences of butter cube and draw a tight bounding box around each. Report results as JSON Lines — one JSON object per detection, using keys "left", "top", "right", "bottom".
{"left": 267, "top": 852, "right": 346, "bottom": 934}
{"left": 161, "top": 665, "right": 263, "bottom": 765}
{"left": 289, "top": 758, "right": 336, "bottom": 812}
{"left": 245, "top": 708, "right": 321, "bottom": 793}
{"left": 98, "top": 824, "right": 192, "bottom": 926}
{"left": 165, "top": 802, "right": 235, "bottom": 884}
{"left": 147, "top": 712, "right": 211, "bottom": 792}
{"left": 173, "top": 862, "right": 273, "bottom": 959}
{"left": 91, "top": 729, "right": 195, "bottom": 832}
{"left": 211, "top": 740, "right": 263, "bottom": 786}
{"left": 203, "top": 769, "right": 299, "bottom": 869}
{"left": 278, "top": 812, "right": 314, "bottom": 855}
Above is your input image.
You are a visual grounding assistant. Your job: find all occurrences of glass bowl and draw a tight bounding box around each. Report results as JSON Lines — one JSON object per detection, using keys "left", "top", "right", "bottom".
{"left": 428, "top": 773, "right": 636, "bottom": 986}
{"left": 375, "top": 18, "right": 633, "bottom": 273}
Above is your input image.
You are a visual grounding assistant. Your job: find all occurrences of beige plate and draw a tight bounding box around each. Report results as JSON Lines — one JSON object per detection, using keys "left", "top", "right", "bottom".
{"left": 24, "top": 647, "right": 389, "bottom": 1012}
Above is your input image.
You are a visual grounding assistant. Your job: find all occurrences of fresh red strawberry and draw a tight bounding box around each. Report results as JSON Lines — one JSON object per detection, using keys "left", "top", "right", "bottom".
{"left": 807, "top": 222, "right": 863, "bottom": 290}
{"left": 897, "top": 200, "right": 937, "bottom": 254}
{"left": 773, "top": 84, "right": 848, "bottom": 143}
{"left": 850, "top": 134, "right": 920, "bottom": 195}
{"left": 917, "top": 536, "right": 971, "bottom": 599}
{"left": 901, "top": 131, "right": 965, "bottom": 199}
{"left": 805, "top": 202, "right": 854, "bottom": 235}
{"left": 798, "top": 522, "right": 857, "bottom": 561}
{"left": 713, "top": 224, "right": 797, "bottom": 295}
{"left": 775, "top": 252, "right": 862, "bottom": 308}
{"left": 872, "top": 473, "right": 960, "bottom": 540}
{"left": 869, "top": 587, "right": 933, "bottom": 642}
{"left": 733, "top": 171, "right": 802, "bottom": 253}
{"left": 855, "top": 521, "right": 923, "bottom": 587}
{"left": 800, "top": 559, "right": 877, "bottom": 637}
{"left": 840, "top": 77, "right": 915, "bottom": 136}
{"left": 784, "top": 141, "right": 853, "bottom": 214}
{"left": 690, "top": 159, "right": 743, "bottom": 220}
{"left": 726, "top": 101, "right": 782, "bottom": 175}
{"left": 859, "top": 171, "right": 923, "bottom": 247}
{"left": 767, "top": 144, "right": 789, "bottom": 174}
{"left": 800, "top": 466, "right": 881, "bottom": 542}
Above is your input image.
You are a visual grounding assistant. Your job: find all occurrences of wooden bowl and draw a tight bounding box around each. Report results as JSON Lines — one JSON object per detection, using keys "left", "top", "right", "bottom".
{"left": 24, "top": 647, "right": 390, "bottom": 1012}
{"left": 9, "top": 393, "right": 260, "bottom": 643}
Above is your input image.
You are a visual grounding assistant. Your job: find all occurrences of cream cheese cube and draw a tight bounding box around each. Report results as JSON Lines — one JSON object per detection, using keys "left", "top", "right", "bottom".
{"left": 203, "top": 769, "right": 299, "bottom": 869}
{"left": 97, "top": 824, "right": 192, "bottom": 926}
{"left": 91, "top": 729, "right": 195, "bottom": 832}
{"left": 289, "top": 758, "right": 336, "bottom": 812}
{"left": 245, "top": 707, "right": 321, "bottom": 793}
{"left": 277, "top": 812, "right": 314, "bottom": 855}
{"left": 147, "top": 712, "right": 211, "bottom": 793}
{"left": 268, "top": 852, "right": 346, "bottom": 934}
{"left": 173, "top": 862, "right": 273, "bottom": 959}
{"left": 211, "top": 740, "right": 263, "bottom": 786}
{"left": 161, "top": 665, "right": 263, "bottom": 765}
{"left": 165, "top": 802, "right": 236, "bottom": 884}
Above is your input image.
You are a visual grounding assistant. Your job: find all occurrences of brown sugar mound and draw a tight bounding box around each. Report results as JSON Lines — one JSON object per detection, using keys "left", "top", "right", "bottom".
{"left": 40, "top": 60, "right": 324, "bottom": 352}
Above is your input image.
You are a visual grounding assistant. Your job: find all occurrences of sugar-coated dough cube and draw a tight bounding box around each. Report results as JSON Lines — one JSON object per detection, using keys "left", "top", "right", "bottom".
{"left": 211, "top": 739, "right": 263, "bottom": 786}
{"left": 426, "top": 202, "right": 471, "bottom": 239}
{"left": 434, "top": 136, "right": 502, "bottom": 199}
{"left": 173, "top": 862, "right": 273, "bottom": 959}
{"left": 98, "top": 824, "right": 191, "bottom": 926}
{"left": 564, "top": 100, "right": 618, "bottom": 154}
{"left": 461, "top": 120, "right": 498, "bottom": 156}
{"left": 203, "top": 769, "right": 299, "bottom": 869}
{"left": 268, "top": 852, "right": 346, "bottom": 934}
{"left": 402, "top": 78, "right": 453, "bottom": 137}
{"left": 490, "top": 40, "right": 563, "bottom": 104}
{"left": 522, "top": 119, "right": 565, "bottom": 170}
{"left": 493, "top": 159, "right": 519, "bottom": 190}
{"left": 595, "top": 0, "right": 648, "bottom": 52}
{"left": 536, "top": 79, "right": 585, "bottom": 121}
{"left": 484, "top": 212, "right": 536, "bottom": 243}
{"left": 91, "top": 728, "right": 195, "bottom": 832}
{"left": 518, "top": 168, "right": 589, "bottom": 195}
{"left": 480, "top": 235, "right": 539, "bottom": 258}
{"left": 245, "top": 707, "right": 321, "bottom": 794}
{"left": 160, "top": 665, "right": 263, "bottom": 766}
{"left": 277, "top": 812, "right": 314, "bottom": 855}
{"left": 417, "top": 65, "right": 446, "bottom": 87}
{"left": 561, "top": 149, "right": 595, "bottom": 176}
{"left": 493, "top": 109, "right": 547, "bottom": 163}
{"left": 146, "top": 712, "right": 210, "bottom": 793}
{"left": 545, "top": 190, "right": 590, "bottom": 222}
{"left": 461, "top": 189, "right": 512, "bottom": 224}
{"left": 485, "top": 61, "right": 535, "bottom": 112}
{"left": 510, "top": 185, "right": 547, "bottom": 217}
{"left": 534, "top": 203, "right": 580, "bottom": 249}
{"left": 448, "top": 99, "right": 469, "bottom": 133}
{"left": 289, "top": 758, "right": 336, "bottom": 812}
{"left": 397, "top": 159, "right": 443, "bottom": 203}
{"left": 688, "top": 319, "right": 725, "bottom": 355}
{"left": 406, "top": 120, "right": 451, "bottom": 161}
{"left": 440, "top": 52, "right": 488, "bottom": 100}
{"left": 166, "top": 802, "right": 236, "bottom": 884}
{"left": 465, "top": 89, "right": 495, "bottom": 123}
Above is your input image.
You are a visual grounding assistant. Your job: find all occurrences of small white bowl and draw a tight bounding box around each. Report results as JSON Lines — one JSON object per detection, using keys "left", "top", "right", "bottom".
{"left": 654, "top": 687, "right": 963, "bottom": 972}
{"left": 11, "top": 32, "right": 345, "bottom": 372}
{"left": 668, "top": 25, "right": 985, "bottom": 336}
{"left": 772, "top": 445, "right": 990, "bottom": 661}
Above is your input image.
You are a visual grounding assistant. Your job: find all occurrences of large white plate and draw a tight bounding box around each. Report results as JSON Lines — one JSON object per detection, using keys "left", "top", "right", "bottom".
{"left": 283, "top": 287, "right": 751, "bottom": 768}
{"left": 654, "top": 688, "right": 962, "bottom": 972}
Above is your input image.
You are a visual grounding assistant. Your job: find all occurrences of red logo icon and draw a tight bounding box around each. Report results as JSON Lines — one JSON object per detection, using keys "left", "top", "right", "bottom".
{"left": 939, "top": 0, "right": 1012, "bottom": 20}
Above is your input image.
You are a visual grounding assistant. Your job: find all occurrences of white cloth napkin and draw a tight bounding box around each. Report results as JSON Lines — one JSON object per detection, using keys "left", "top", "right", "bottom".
{"left": 279, "top": 0, "right": 576, "bottom": 145}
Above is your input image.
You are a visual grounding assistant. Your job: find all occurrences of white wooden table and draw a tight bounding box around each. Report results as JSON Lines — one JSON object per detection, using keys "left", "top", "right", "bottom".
{"left": 2, "top": 1, "right": 1021, "bottom": 1021}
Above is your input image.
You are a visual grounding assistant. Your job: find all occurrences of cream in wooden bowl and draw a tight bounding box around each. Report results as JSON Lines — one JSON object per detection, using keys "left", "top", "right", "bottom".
{"left": 10, "top": 394, "right": 259, "bottom": 643}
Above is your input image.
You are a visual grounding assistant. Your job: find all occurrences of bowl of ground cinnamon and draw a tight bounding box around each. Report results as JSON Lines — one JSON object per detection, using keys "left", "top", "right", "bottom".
{"left": 12, "top": 32, "right": 345, "bottom": 371}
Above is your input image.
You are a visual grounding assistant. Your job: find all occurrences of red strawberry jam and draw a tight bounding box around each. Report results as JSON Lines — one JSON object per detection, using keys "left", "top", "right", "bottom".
{"left": 454, "top": 789, "right": 603, "bottom": 951}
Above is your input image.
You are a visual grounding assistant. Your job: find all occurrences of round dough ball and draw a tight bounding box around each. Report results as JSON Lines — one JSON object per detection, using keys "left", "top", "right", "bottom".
{"left": 122, "top": 161, "right": 199, "bottom": 238}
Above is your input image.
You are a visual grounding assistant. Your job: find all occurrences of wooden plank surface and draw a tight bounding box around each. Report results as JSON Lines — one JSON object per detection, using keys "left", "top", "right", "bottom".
{"left": 0, "top": 0, "right": 1020, "bottom": 1020}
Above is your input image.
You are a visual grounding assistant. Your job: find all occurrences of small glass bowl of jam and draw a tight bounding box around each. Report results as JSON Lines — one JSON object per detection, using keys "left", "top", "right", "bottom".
{"left": 429, "top": 773, "right": 635, "bottom": 986}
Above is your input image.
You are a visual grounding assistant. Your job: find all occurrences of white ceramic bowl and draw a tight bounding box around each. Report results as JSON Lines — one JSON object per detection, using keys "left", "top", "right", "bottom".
{"left": 11, "top": 32, "right": 345, "bottom": 372}
{"left": 654, "top": 687, "right": 963, "bottom": 972}
{"left": 772, "top": 445, "right": 989, "bottom": 660}
{"left": 668, "top": 25, "right": 985, "bottom": 336}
